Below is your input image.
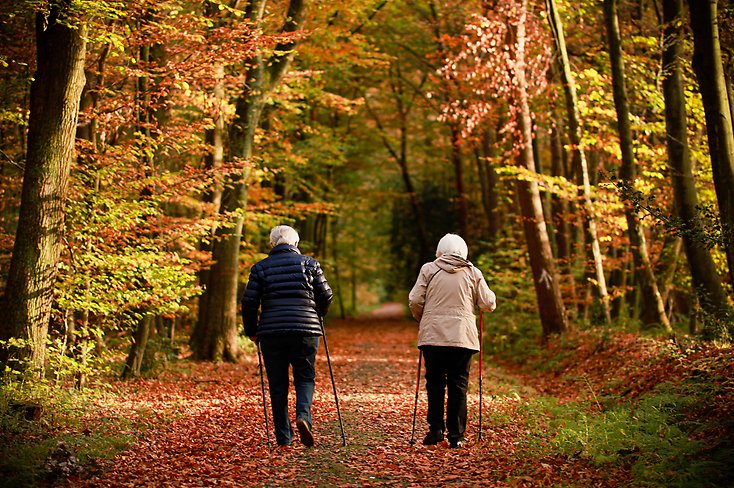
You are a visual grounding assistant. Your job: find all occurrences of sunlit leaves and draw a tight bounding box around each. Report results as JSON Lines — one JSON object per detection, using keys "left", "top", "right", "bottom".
{"left": 438, "top": 3, "right": 552, "bottom": 141}
{"left": 58, "top": 249, "right": 199, "bottom": 320}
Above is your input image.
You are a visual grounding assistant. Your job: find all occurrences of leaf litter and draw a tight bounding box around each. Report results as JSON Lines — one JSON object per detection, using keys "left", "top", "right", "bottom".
{"left": 69, "top": 319, "right": 724, "bottom": 487}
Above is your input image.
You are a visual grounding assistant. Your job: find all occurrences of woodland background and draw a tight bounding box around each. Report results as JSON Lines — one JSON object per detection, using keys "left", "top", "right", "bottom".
{"left": 0, "top": 0, "right": 733, "bottom": 486}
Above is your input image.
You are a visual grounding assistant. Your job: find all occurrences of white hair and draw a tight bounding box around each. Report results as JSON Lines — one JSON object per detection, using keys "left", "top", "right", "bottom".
{"left": 435, "top": 233, "right": 468, "bottom": 259}
{"left": 270, "top": 225, "right": 299, "bottom": 247}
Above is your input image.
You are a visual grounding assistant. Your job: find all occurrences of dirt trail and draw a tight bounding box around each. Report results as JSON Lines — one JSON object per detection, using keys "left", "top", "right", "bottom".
{"left": 73, "top": 319, "right": 624, "bottom": 487}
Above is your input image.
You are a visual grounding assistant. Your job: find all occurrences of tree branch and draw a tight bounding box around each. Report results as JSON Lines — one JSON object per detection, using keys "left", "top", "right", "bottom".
{"left": 267, "top": 0, "right": 308, "bottom": 87}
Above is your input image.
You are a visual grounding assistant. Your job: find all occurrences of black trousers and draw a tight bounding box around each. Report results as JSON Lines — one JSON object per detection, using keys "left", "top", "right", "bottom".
{"left": 260, "top": 335, "right": 320, "bottom": 446}
{"left": 421, "top": 345, "right": 474, "bottom": 442}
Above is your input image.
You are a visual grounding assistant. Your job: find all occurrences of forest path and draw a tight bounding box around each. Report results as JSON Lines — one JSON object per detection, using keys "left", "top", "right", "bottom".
{"left": 73, "top": 318, "right": 624, "bottom": 487}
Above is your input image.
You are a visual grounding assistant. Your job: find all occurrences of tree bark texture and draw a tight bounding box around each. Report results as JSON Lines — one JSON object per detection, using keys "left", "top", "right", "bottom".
{"left": 604, "top": 0, "right": 672, "bottom": 331}
{"left": 0, "top": 5, "right": 87, "bottom": 375}
{"left": 687, "top": 0, "right": 734, "bottom": 285}
{"left": 477, "top": 127, "right": 501, "bottom": 243}
{"left": 546, "top": 0, "right": 611, "bottom": 325}
{"left": 514, "top": 0, "right": 567, "bottom": 337}
{"left": 662, "top": 0, "right": 734, "bottom": 333}
{"left": 192, "top": 0, "right": 308, "bottom": 361}
{"left": 197, "top": 61, "right": 226, "bottom": 332}
{"left": 122, "top": 314, "right": 153, "bottom": 378}
{"left": 548, "top": 120, "right": 577, "bottom": 315}
{"left": 450, "top": 124, "right": 469, "bottom": 240}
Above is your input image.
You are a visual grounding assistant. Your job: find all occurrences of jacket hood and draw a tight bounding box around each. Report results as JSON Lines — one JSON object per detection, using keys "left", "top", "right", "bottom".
{"left": 435, "top": 254, "right": 472, "bottom": 273}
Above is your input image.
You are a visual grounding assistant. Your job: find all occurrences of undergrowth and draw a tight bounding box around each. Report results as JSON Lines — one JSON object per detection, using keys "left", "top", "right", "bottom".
{"left": 0, "top": 379, "right": 137, "bottom": 488}
{"left": 549, "top": 384, "right": 733, "bottom": 487}
{"left": 486, "top": 311, "right": 734, "bottom": 487}
{"left": 0, "top": 332, "right": 185, "bottom": 488}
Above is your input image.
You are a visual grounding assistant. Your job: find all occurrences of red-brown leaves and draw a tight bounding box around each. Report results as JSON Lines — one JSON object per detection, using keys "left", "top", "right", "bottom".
{"left": 69, "top": 319, "right": 637, "bottom": 487}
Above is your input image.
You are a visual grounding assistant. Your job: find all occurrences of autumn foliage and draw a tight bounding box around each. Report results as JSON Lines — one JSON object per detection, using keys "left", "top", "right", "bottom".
{"left": 64, "top": 320, "right": 627, "bottom": 487}
{"left": 1, "top": 0, "right": 734, "bottom": 485}
{"left": 22, "top": 318, "right": 718, "bottom": 487}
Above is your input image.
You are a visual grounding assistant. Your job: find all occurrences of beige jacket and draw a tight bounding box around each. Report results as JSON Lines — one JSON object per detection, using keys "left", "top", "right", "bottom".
{"left": 408, "top": 254, "right": 496, "bottom": 352}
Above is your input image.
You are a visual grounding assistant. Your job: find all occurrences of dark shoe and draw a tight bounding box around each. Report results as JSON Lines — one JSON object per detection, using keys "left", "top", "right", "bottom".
{"left": 422, "top": 429, "right": 444, "bottom": 445}
{"left": 449, "top": 439, "right": 464, "bottom": 449}
{"left": 296, "top": 418, "right": 314, "bottom": 447}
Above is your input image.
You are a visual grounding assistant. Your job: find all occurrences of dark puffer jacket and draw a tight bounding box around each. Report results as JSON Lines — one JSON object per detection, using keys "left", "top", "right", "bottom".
{"left": 241, "top": 244, "right": 333, "bottom": 337}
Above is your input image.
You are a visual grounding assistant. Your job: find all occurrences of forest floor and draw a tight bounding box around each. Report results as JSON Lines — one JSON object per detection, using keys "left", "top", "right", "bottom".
{"left": 63, "top": 312, "right": 645, "bottom": 488}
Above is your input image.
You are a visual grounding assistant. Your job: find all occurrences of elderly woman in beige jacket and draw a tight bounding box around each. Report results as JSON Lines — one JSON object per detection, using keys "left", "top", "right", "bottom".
{"left": 408, "top": 233, "right": 496, "bottom": 448}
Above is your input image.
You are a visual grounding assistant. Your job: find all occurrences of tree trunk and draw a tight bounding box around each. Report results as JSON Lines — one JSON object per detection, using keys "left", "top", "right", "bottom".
{"left": 331, "top": 216, "right": 346, "bottom": 319}
{"left": 191, "top": 0, "right": 308, "bottom": 361}
{"left": 477, "top": 128, "right": 501, "bottom": 243}
{"left": 0, "top": 6, "right": 87, "bottom": 376}
{"left": 73, "top": 42, "right": 108, "bottom": 388}
{"left": 197, "top": 1, "right": 230, "bottom": 328}
{"left": 604, "top": 0, "right": 672, "bottom": 331}
{"left": 658, "top": 236, "right": 683, "bottom": 317}
{"left": 514, "top": 0, "right": 567, "bottom": 337}
{"left": 197, "top": 61, "right": 226, "bottom": 330}
{"left": 687, "top": 0, "right": 734, "bottom": 285}
{"left": 531, "top": 131, "right": 556, "bottom": 250}
{"left": 364, "top": 63, "right": 430, "bottom": 267}
{"left": 547, "top": 0, "right": 611, "bottom": 325}
{"left": 663, "top": 0, "right": 734, "bottom": 335}
{"left": 192, "top": 47, "right": 263, "bottom": 361}
{"left": 77, "top": 43, "right": 108, "bottom": 147}
{"left": 124, "top": 36, "right": 165, "bottom": 369}
{"left": 608, "top": 243, "right": 630, "bottom": 318}
{"left": 450, "top": 124, "right": 469, "bottom": 239}
{"left": 549, "top": 120, "right": 577, "bottom": 315}
{"left": 394, "top": 120, "right": 430, "bottom": 267}
{"left": 428, "top": 1, "right": 471, "bottom": 242}
{"left": 122, "top": 314, "right": 153, "bottom": 378}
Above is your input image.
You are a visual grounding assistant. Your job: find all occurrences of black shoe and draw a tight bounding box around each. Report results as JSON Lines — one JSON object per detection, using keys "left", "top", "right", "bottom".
{"left": 296, "top": 418, "right": 314, "bottom": 447}
{"left": 449, "top": 439, "right": 464, "bottom": 449}
{"left": 422, "top": 429, "right": 444, "bottom": 445}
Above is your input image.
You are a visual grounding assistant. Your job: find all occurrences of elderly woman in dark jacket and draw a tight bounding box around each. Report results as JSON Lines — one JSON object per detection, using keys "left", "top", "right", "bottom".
{"left": 242, "top": 225, "right": 333, "bottom": 447}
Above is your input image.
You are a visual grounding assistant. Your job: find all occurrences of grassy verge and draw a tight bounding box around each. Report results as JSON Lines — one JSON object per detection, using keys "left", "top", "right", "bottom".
{"left": 485, "top": 312, "right": 734, "bottom": 487}
{"left": 549, "top": 384, "right": 733, "bottom": 487}
{"left": 0, "top": 383, "right": 139, "bottom": 488}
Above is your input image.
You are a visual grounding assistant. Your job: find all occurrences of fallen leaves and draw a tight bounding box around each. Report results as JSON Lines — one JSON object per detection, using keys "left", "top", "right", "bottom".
{"left": 67, "top": 320, "right": 641, "bottom": 487}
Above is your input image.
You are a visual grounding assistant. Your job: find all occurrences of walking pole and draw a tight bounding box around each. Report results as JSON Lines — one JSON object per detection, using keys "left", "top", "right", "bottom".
{"left": 478, "top": 310, "right": 484, "bottom": 442}
{"left": 319, "top": 317, "right": 347, "bottom": 446}
{"left": 256, "top": 342, "right": 272, "bottom": 448}
{"left": 408, "top": 350, "right": 422, "bottom": 445}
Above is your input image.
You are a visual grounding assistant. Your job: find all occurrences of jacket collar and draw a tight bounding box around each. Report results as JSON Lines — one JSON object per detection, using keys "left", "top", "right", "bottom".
{"left": 270, "top": 243, "right": 300, "bottom": 255}
{"left": 435, "top": 254, "right": 472, "bottom": 273}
